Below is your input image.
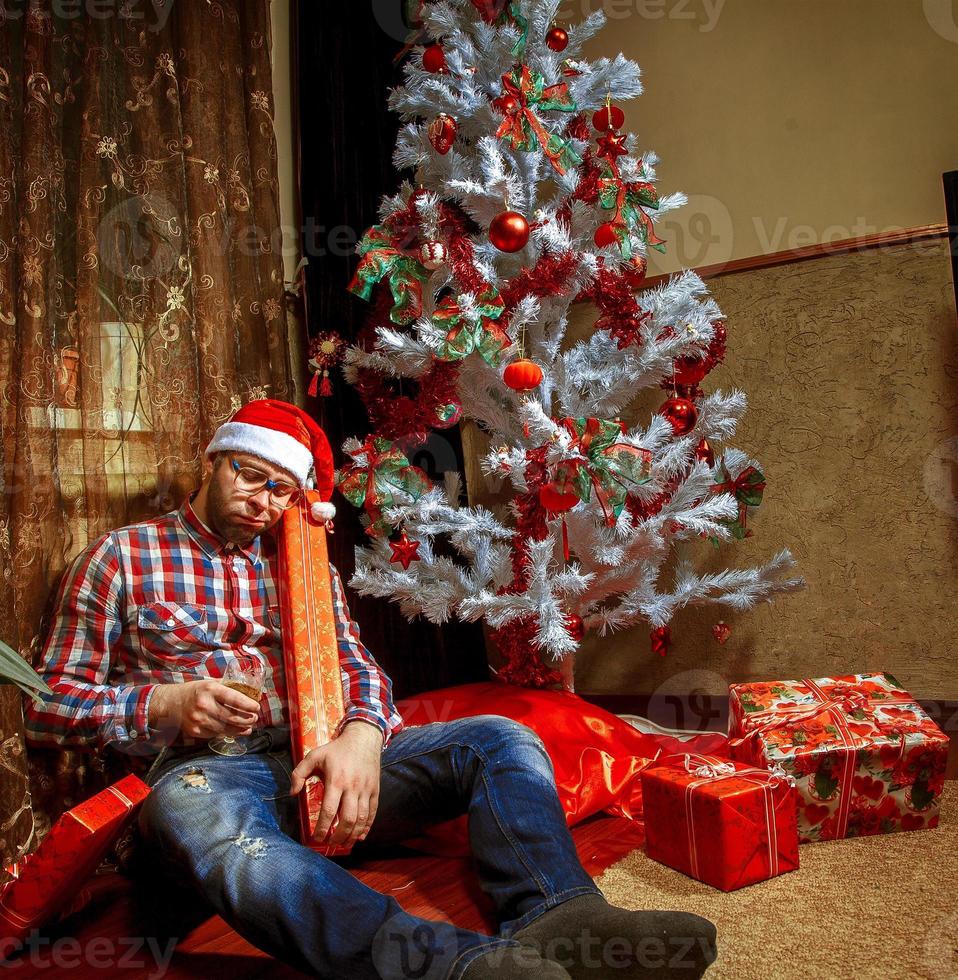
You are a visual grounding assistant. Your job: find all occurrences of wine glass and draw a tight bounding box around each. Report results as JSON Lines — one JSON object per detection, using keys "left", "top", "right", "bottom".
{"left": 208, "top": 655, "right": 266, "bottom": 757}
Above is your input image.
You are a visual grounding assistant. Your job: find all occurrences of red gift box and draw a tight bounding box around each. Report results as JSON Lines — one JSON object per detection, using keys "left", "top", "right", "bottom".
{"left": 729, "top": 673, "right": 949, "bottom": 843}
{"left": 641, "top": 753, "right": 800, "bottom": 891}
{"left": 0, "top": 774, "right": 149, "bottom": 945}
{"left": 277, "top": 491, "right": 352, "bottom": 858}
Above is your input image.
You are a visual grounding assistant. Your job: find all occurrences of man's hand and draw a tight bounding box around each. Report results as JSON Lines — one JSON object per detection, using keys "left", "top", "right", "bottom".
{"left": 148, "top": 680, "right": 261, "bottom": 740}
{"left": 289, "top": 720, "right": 383, "bottom": 847}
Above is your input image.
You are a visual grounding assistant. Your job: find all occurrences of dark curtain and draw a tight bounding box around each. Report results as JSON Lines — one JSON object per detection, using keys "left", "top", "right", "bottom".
{"left": 0, "top": 0, "right": 297, "bottom": 865}
{"left": 295, "top": 0, "right": 489, "bottom": 700}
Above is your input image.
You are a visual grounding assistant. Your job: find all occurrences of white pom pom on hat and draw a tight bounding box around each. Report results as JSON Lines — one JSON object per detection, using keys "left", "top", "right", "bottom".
{"left": 310, "top": 500, "right": 337, "bottom": 522}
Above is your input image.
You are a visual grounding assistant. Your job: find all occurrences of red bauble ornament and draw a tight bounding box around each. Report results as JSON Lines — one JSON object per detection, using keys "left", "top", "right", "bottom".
{"left": 493, "top": 93, "right": 519, "bottom": 115}
{"left": 659, "top": 396, "right": 698, "bottom": 435}
{"left": 545, "top": 26, "right": 569, "bottom": 51}
{"left": 565, "top": 614, "right": 585, "bottom": 643}
{"left": 592, "top": 104, "right": 625, "bottom": 132}
{"left": 422, "top": 43, "right": 447, "bottom": 73}
{"left": 490, "top": 210, "right": 530, "bottom": 252}
{"left": 624, "top": 256, "right": 647, "bottom": 288}
{"left": 388, "top": 531, "right": 421, "bottom": 570}
{"left": 650, "top": 625, "right": 671, "bottom": 657}
{"left": 539, "top": 482, "right": 579, "bottom": 513}
{"left": 428, "top": 113, "right": 457, "bottom": 154}
{"left": 419, "top": 240, "right": 447, "bottom": 270}
{"left": 694, "top": 438, "right": 715, "bottom": 467}
{"left": 672, "top": 355, "right": 711, "bottom": 387}
{"left": 503, "top": 359, "right": 544, "bottom": 391}
{"left": 593, "top": 222, "right": 619, "bottom": 248}
{"left": 712, "top": 621, "right": 731, "bottom": 645}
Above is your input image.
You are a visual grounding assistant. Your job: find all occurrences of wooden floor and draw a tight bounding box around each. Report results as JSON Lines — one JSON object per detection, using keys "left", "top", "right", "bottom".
{"left": 7, "top": 814, "right": 645, "bottom": 978}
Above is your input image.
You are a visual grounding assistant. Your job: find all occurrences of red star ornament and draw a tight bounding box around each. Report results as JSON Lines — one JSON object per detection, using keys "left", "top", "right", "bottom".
{"left": 388, "top": 531, "right": 421, "bottom": 570}
{"left": 596, "top": 130, "right": 628, "bottom": 162}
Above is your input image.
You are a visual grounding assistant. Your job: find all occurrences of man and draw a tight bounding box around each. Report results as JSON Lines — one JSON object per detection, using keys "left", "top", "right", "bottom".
{"left": 25, "top": 399, "right": 716, "bottom": 979}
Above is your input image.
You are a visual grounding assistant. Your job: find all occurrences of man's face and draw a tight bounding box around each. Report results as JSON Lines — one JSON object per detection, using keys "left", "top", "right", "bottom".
{"left": 204, "top": 451, "right": 300, "bottom": 546}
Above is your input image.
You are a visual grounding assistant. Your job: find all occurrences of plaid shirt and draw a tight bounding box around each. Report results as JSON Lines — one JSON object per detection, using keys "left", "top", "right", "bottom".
{"left": 23, "top": 492, "right": 404, "bottom": 763}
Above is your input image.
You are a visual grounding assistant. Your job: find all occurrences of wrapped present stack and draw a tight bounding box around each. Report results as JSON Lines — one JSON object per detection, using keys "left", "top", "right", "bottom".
{"left": 276, "top": 489, "right": 352, "bottom": 857}
{"left": 641, "top": 753, "right": 800, "bottom": 891}
{"left": 0, "top": 774, "right": 150, "bottom": 946}
{"left": 729, "top": 672, "right": 949, "bottom": 843}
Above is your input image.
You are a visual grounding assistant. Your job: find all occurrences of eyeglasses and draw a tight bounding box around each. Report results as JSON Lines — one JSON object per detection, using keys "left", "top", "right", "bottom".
{"left": 228, "top": 456, "right": 302, "bottom": 510}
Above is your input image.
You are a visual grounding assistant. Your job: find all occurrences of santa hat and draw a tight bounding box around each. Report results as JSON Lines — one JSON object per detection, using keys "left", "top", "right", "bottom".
{"left": 205, "top": 399, "right": 336, "bottom": 521}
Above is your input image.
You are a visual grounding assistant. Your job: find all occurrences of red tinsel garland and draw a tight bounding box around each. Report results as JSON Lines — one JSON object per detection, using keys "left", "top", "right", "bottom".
{"left": 578, "top": 262, "right": 651, "bottom": 349}
{"left": 355, "top": 360, "right": 462, "bottom": 451}
{"left": 492, "top": 616, "right": 564, "bottom": 687}
{"left": 501, "top": 250, "right": 581, "bottom": 310}
{"left": 487, "top": 446, "right": 564, "bottom": 688}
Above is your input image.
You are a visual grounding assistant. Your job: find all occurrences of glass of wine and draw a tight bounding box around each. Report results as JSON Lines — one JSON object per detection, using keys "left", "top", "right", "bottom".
{"left": 208, "top": 654, "right": 266, "bottom": 757}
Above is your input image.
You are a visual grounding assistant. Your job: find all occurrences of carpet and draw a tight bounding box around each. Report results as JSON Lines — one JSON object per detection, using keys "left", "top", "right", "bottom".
{"left": 594, "top": 782, "right": 957, "bottom": 979}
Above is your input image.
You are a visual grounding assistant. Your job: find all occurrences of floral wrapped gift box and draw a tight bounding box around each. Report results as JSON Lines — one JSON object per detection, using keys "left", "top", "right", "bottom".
{"left": 729, "top": 673, "right": 948, "bottom": 843}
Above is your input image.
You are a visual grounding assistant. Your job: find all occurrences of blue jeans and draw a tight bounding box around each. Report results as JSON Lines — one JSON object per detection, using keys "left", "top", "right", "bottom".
{"left": 134, "top": 715, "right": 603, "bottom": 979}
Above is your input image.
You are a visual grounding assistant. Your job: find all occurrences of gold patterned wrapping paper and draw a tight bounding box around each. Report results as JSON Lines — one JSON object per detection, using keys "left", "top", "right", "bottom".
{"left": 277, "top": 491, "right": 351, "bottom": 856}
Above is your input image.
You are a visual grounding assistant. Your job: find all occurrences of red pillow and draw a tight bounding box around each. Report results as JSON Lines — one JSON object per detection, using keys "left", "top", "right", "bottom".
{"left": 392, "top": 681, "right": 725, "bottom": 856}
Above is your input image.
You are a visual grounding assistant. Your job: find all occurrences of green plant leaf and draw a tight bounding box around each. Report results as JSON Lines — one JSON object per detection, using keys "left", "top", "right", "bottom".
{"left": 0, "top": 639, "right": 53, "bottom": 700}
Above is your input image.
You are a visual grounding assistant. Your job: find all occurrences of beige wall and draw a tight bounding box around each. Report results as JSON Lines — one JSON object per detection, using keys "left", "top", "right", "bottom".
{"left": 575, "top": 0, "right": 958, "bottom": 274}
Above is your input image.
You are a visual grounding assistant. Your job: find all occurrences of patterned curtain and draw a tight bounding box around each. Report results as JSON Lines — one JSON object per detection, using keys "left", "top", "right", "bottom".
{"left": 0, "top": 0, "right": 297, "bottom": 866}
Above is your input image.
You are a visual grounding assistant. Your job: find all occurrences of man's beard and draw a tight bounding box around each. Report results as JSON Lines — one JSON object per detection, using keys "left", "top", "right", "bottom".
{"left": 207, "top": 477, "right": 276, "bottom": 546}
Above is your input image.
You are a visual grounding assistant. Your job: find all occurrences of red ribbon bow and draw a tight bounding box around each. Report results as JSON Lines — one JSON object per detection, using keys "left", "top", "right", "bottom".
{"left": 495, "top": 66, "right": 577, "bottom": 175}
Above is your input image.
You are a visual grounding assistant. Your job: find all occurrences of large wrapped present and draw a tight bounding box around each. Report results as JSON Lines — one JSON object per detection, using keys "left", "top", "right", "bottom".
{"left": 641, "top": 753, "right": 799, "bottom": 891}
{"left": 0, "top": 774, "right": 149, "bottom": 945}
{"left": 277, "top": 490, "right": 351, "bottom": 857}
{"left": 729, "top": 673, "right": 949, "bottom": 843}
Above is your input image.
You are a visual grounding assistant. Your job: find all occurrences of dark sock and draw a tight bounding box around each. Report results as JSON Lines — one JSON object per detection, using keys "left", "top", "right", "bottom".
{"left": 513, "top": 893, "right": 717, "bottom": 978}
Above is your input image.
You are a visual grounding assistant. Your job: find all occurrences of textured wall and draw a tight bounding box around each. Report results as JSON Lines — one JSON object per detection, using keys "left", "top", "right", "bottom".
{"left": 464, "top": 239, "right": 958, "bottom": 700}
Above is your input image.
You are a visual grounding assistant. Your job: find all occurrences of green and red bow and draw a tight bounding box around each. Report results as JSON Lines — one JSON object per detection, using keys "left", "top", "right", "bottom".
{"left": 336, "top": 436, "right": 432, "bottom": 538}
{"left": 432, "top": 286, "right": 511, "bottom": 366}
{"left": 348, "top": 225, "right": 431, "bottom": 326}
{"left": 495, "top": 66, "right": 581, "bottom": 176}
{"left": 597, "top": 172, "right": 667, "bottom": 256}
{"left": 707, "top": 458, "right": 766, "bottom": 541}
{"left": 550, "top": 417, "right": 653, "bottom": 527}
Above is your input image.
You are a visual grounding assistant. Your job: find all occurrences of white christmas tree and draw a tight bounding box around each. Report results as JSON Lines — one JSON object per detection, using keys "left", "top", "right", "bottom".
{"left": 335, "top": 0, "right": 804, "bottom": 689}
